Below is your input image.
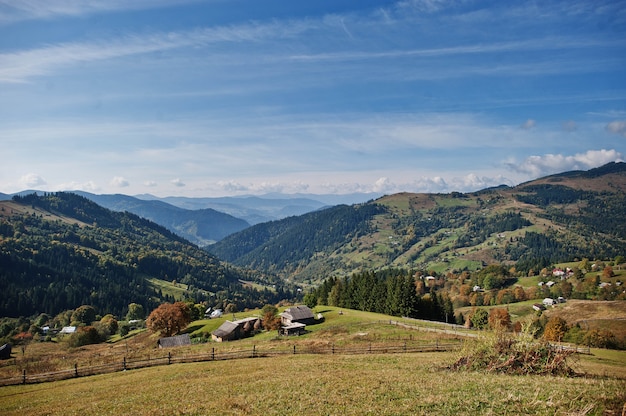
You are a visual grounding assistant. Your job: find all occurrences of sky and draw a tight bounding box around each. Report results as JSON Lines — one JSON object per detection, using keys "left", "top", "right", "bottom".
{"left": 1, "top": 0, "right": 625, "bottom": 198}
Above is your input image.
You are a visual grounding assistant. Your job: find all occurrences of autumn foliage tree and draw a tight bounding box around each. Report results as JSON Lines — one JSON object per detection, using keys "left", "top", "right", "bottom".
{"left": 146, "top": 302, "right": 192, "bottom": 337}
{"left": 488, "top": 308, "right": 511, "bottom": 331}
{"left": 543, "top": 316, "right": 568, "bottom": 342}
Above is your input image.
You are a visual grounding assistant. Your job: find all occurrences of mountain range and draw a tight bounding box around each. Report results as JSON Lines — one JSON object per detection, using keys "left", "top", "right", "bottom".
{"left": 1, "top": 162, "right": 625, "bottom": 318}
{"left": 0, "top": 191, "right": 378, "bottom": 246}
{"left": 209, "top": 162, "right": 626, "bottom": 284}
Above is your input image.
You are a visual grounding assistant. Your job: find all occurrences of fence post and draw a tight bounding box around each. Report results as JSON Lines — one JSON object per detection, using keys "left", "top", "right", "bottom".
{"left": 252, "top": 345, "right": 256, "bottom": 358}
{"left": 369, "top": 343, "right": 372, "bottom": 354}
{"left": 22, "top": 369, "right": 26, "bottom": 384}
{"left": 332, "top": 343, "right": 335, "bottom": 354}
{"left": 404, "top": 341, "right": 407, "bottom": 352}
{"left": 211, "top": 347, "right": 215, "bottom": 361}
{"left": 168, "top": 352, "right": 171, "bottom": 365}
{"left": 293, "top": 345, "right": 296, "bottom": 355}
{"left": 75, "top": 363, "right": 78, "bottom": 377}
{"left": 123, "top": 357, "right": 126, "bottom": 371}
{"left": 436, "top": 339, "right": 439, "bottom": 350}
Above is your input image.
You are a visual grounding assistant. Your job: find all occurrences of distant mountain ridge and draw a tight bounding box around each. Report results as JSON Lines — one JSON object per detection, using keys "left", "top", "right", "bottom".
{"left": 0, "top": 191, "right": 379, "bottom": 245}
{"left": 209, "top": 162, "right": 626, "bottom": 283}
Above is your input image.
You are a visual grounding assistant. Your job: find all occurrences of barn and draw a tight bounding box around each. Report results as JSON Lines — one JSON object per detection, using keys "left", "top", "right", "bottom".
{"left": 280, "top": 305, "right": 315, "bottom": 326}
{"left": 211, "top": 317, "right": 261, "bottom": 342}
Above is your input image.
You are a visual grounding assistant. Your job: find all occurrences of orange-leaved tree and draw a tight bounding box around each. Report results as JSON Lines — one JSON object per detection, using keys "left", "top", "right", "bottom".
{"left": 543, "top": 316, "right": 568, "bottom": 342}
{"left": 146, "top": 302, "right": 192, "bottom": 337}
{"left": 488, "top": 308, "right": 511, "bottom": 331}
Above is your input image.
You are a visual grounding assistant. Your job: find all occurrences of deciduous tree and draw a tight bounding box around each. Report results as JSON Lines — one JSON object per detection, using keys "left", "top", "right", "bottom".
{"left": 488, "top": 308, "right": 511, "bottom": 330}
{"left": 261, "top": 304, "right": 281, "bottom": 331}
{"left": 146, "top": 302, "right": 192, "bottom": 337}
{"left": 543, "top": 316, "right": 568, "bottom": 342}
{"left": 126, "top": 303, "right": 145, "bottom": 321}
{"left": 71, "top": 305, "right": 97, "bottom": 326}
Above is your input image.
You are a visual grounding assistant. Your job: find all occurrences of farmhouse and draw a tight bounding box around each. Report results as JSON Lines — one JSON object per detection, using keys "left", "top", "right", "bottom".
{"left": 0, "top": 343, "right": 11, "bottom": 359}
{"left": 280, "top": 322, "right": 307, "bottom": 336}
{"left": 211, "top": 317, "right": 261, "bottom": 342}
{"left": 59, "top": 326, "right": 76, "bottom": 335}
{"left": 280, "top": 305, "right": 315, "bottom": 326}
{"left": 158, "top": 334, "right": 191, "bottom": 348}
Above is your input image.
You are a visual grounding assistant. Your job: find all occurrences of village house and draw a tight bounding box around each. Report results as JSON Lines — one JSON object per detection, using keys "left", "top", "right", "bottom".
{"left": 279, "top": 322, "right": 307, "bottom": 336}
{"left": 279, "top": 305, "right": 315, "bottom": 337}
{"left": 211, "top": 317, "right": 261, "bottom": 342}
{"left": 280, "top": 305, "right": 315, "bottom": 326}
{"left": 157, "top": 333, "right": 191, "bottom": 348}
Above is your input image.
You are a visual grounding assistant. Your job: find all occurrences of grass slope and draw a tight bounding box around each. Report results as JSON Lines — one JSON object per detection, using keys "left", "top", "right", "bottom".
{"left": 1, "top": 307, "right": 625, "bottom": 415}
{"left": 2, "top": 352, "right": 624, "bottom": 415}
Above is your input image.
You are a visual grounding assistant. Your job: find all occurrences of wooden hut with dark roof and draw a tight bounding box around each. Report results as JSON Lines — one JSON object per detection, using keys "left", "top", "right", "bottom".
{"left": 280, "top": 305, "right": 315, "bottom": 326}
{"left": 157, "top": 334, "right": 191, "bottom": 348}
{"left": 211, "top": 317, "right": 261, "bottom": 342}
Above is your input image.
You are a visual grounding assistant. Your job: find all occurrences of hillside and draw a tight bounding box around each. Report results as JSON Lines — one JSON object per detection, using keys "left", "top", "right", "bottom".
{"left": 0, "top": 193, "right": 291, "bottom": 318}
{"left": 209, "top": 162, "right": 626, "bottom": 283}
{"left": 7, "top": 191, "right": 250, "bottom": 247}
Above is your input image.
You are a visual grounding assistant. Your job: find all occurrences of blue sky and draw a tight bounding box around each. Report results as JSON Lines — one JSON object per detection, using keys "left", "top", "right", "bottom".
{"left": 1, "top": 0, "right": 625, "bottom": 197}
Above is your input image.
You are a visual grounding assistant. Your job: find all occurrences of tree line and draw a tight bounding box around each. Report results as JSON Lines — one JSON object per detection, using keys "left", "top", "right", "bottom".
{"left": 306, "top": 269, "right": 454, "bottom": 323}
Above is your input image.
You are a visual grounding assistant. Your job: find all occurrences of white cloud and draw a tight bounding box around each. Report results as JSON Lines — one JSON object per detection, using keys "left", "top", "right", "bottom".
{"left": 110, "top": 176, "right": 130, "bottom": 187}
{"left": 171, "top": 178, "right": 186, "bottom": 187}
{"left": 144, "top": 180, "right": 158, "bottom": 187}
{"left": 507, "top": 149, "right": 623, "bottom": 178}
{"left": 57, "top": 180, "right": 100, "bottom": 192}
{"left": 521, "top": 119, "right": 536, "bottom": 130}
{"left": 606, "top": 120, "right": 626, "bottom": 137}
{"left": 19, "top": 173, "right": 46, "bottom": 188}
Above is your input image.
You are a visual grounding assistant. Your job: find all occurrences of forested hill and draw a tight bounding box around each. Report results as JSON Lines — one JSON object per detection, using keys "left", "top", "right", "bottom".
{"left": 0, "top": 192, "right": 289, "bottom": 318}
{"left": 208, "top": 162, "right": 626, "bottom": 283}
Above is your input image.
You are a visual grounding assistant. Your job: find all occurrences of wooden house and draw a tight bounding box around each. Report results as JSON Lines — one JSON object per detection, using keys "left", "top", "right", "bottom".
{"left": 280, "top": 322, "right": 307, "bottom": 336}
{"left": 280, "top": 305, "right": 315, "bottom": 326}
{"left": 211, "top": 317, "right": 261, "bottom": 342}
{"left": 157, "top": 333, "right": 191, "bottom": 348}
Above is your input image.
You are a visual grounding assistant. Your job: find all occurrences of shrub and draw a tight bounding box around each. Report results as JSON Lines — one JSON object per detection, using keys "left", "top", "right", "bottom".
{"left": 67, "top": 326, "right": 103, "bottom": 348}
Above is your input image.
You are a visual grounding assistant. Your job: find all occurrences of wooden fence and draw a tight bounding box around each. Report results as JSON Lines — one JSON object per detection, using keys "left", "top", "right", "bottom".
{"left": 0, "top": 341, "right": 458, "bottom": 387}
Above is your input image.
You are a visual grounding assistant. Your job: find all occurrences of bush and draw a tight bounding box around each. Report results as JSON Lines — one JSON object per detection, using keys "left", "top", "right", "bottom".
{"left": 67, "top": 326, "right": 103, "bottom": 348}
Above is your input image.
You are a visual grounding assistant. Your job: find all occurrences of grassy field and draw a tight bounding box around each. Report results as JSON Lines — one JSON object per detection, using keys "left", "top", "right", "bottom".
{"left": 2, "top": 351, "right": 624, "bottom": 416}
{"left": 1, "top": 306, "right": 625, "bottom": 415}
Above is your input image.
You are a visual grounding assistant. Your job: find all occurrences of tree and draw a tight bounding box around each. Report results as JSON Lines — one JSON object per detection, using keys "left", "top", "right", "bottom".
{"left": 543, "top": 316, "right": 568, "bottom": 342}
{"left": 303, "top": 292, "right": 318, "bottom": 309}
{"left": 602, "top": 265, "right": 614, "bottom": 279}
{"left": 261, "top": 304, "right": 281, "bottom": 331}
{"left": 488, "top": 308, "right": 511, "bottom": 331}
{"left": 470, "top": 308, "right": 489, "bottom": 329}
{"left": 71, "top": 305, "right": 97, "bottom": 326}
{"left": 97, "top": 314, "right": 118, "bottom": 338}
{"left": 146, "top": 302, "right": 192, "bottom": 337}
{"left": 126, "top": 303, "right": 145, "bottom": 321}
{"left": 67, "top": 326, "right": 102, "bottom": 347}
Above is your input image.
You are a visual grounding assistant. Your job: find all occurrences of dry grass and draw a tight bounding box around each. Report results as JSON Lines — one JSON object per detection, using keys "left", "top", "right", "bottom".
{"left": 1, "top": 352, "right": 624, "bottom": 416}
{"left": 1, "top": 307, "right": 625, "bottom": 415}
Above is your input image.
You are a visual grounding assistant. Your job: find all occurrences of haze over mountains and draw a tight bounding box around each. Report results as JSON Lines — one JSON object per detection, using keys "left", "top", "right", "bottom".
{"left": 0, "top": 191, "right": 379, "bottom": 246}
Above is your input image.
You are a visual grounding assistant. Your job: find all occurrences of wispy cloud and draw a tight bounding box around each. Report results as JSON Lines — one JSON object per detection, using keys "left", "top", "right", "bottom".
{"left": 0, "top": 19, "right": 315, "bottom": 83}
{"left": 0, "top": 0, "right": 203, "bottom": 23}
